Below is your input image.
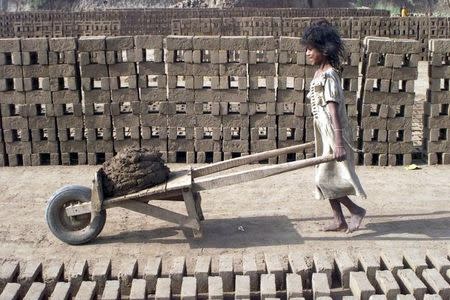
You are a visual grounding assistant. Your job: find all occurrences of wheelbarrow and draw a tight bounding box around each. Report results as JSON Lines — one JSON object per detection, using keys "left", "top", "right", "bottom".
{"left": 45, "top": 141, "right": 334, "bottom": 245}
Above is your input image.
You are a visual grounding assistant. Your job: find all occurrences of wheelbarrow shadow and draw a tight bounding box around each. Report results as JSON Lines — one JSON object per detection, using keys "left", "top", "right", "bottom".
{"left": 95, "top": 215, "right": 304, "bottom": 248}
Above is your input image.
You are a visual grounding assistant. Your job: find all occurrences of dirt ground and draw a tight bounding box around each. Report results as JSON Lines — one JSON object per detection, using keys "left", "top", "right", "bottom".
{"left": 0, "top": 163, "right": 449, "bottom": 267}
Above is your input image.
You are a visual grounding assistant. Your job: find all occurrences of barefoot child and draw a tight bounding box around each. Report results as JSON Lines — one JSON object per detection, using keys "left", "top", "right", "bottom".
{"left": 303, "top": 20, "right": 367, "bottom": 233}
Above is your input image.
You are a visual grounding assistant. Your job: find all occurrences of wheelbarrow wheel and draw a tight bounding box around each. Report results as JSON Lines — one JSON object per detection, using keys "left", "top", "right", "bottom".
{"left": 46, "top": 185, "right": 106, "bottom": 245}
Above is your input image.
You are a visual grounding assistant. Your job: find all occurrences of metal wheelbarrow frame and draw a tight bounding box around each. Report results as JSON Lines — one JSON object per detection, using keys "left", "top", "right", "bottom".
{"left": 45, "top": 141, "right": 334, "bottom": 245}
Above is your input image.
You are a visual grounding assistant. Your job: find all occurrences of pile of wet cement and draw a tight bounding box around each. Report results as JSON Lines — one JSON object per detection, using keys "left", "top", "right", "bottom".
{"left": 99, "top": 147, "right": 170, "bottom": 197}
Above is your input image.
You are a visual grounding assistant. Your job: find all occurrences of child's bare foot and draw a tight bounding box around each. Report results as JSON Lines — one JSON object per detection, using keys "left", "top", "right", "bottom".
{"left": 346, "top": 208, "right": 366, "bottom": 233}
{"left": 322, "top": 221, "right": 348, "bottom": 232}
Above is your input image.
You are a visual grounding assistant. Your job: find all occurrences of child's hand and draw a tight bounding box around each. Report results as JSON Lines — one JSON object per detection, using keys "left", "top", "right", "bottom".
{"left": 334, "top": 146, "right": 347, "bottom": 162}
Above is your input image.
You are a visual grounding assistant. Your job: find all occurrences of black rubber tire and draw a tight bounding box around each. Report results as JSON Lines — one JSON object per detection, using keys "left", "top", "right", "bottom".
{"left": 45, "top": 185, "right": 106, "bottom": 245}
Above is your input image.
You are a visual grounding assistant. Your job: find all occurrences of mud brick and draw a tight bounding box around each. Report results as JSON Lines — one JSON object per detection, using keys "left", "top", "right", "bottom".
{"left": 118, "top": 259, "right": 138, "bottom": 296}
{"left": 375, "top": 270, "right": 400, "bottom": 300}
{"left": 279, "top": 64, "right": 306, "bottom": 77}
{"left": 259, "top": 274, "right": 276, "bottom": 299}
{"left": 248, "top": 36, "right": 277, "bottom": 51}
{"left": 422, "top": 269, "right": 450, "bottom": 299}
{"left": 392, "top": 68, "right": 418, "bottom": 81}
{"left": 17, "top": 261, "right": 42, "bottom": 297}
{"left": 80, "top": 64, "right": 108, "bottom": 78}
{"left": 98, "top": 280, "right": 120, "bottom": 300}
{"left": 166, "top": 35, "right": 193, "bottom": 50}
{"left": 385, "top": 54, "right": 403, "bottom": 68}
{"left": 23, "top": 282, "right": 46, "bottom": 300}
{"left": 368, "top": 296, "right": 387, "bottom": 300}
{"left": 207, "top": 276, "right": 223, "bottom": 300}
{"left": 6, "top": 151, "right": 32, "bottom": 166}
{"left": 43, "top": 261, "right": 64, "bottom": 295}
{"left": 248, "top": 63, "right": 276, "bottom": 77}
{"left": 235, "top": 275, "right": 250, "bottom": 300}
{"left": 68, "top": 260, "right": 87, "bottom": 296}
{"left": 335, "top": 252, "right": 357, "bottom": 288}
{"left": 0, "top": 38, "right": 20, "bottom": 53}
{"left": 392, "top": 39, "right": 421, "bottom": 54}
{"left": 216, "top": 255, "right": 233, "bottom": 293}
{"left": 423, "top": 295, "right": 443, "bottom": 300}
{"left": 358, "top": 253, "right": 380, "bottom": 287}
{"left": 288, "top": 253, "right": 311, "bottom": 289}
{"left": 312, "top": 273, "right": 330, "bottom": 299}
{"left": 279, "top": 36, "right": 304, "bottom": 51}
{"left": 191, "top": 256, "right": 211, "bottom": 294}
{"left": 286, "top": 273, "right": 303, "bottom": 299}
{"left": 264, "top": 253, "right": 285, "bottom": 290}
{"left": 397, "top": 269, "right": 427, "bottom": 299}
{"left": 365, "top": 66, "right": 392, "bottom": 80}
{"left": 349, "top": 272, "right": 375, "bottom": 300}
{"left": 91, "top": 259, "right": 111, "bottom": 295}
{"left": 426, "top": 141, "right": 450, "bottom": 153}
{"left": 155, "top": 278, "right": 171, "bottom": 300}
{"left": 74, "top": 281, "right": 97, "bottom": 300}
{"left": 426, "top": 250, "right": 450, "bottom": 276}
{"left": 49, "top": 282, "right": 70, "bottom": 300}
{"left": 313, "top": 253, "right": 333, "bottom": 287}
{"left": 396, "top": 295, "right": 416, "bottom": 300}
{"left": 0, "top": 283, "right": 21, "bottom": 300}
{"left": 180, "top": 277, "right": 196, "bottom": 300}
{"left": 403, "top": 250, "right": 428, "bottom": 278}
{"left": 129, "top": 279, "right": 147, "bottom": 300}
{"left": 242, "top": 253, "right": 260, "bottom": 292}
{"left": 429, "top": 39, "right": 450, "bottom": 54}
{"left": 78, "top": 36, "right": 105, "bottom": 52}
{"left": 143, "top": 257, "right": 161, "bottom": 294}
{"left": 48, "top": 37, "right": 76, "bottom": 52}
{"left": 0, "top": 262, "right": 19, "bottom": 291}
{"left": 169, "top": 257, "right": 186, "bottom": 295}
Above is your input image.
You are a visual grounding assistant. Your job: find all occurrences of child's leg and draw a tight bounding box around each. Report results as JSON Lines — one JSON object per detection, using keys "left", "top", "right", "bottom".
{"left": 336, "top": 196, "right": 366, "bottom": 233}
{"left": 323, "top": 199, "right": 348, "bottom": 231}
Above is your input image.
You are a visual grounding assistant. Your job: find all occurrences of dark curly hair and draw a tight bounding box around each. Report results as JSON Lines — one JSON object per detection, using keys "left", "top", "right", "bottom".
{"left": 302, "top": 20, "right": 345, "bottom": 71}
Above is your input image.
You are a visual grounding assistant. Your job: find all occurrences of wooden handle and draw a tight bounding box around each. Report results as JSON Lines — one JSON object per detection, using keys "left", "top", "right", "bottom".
{"left": 192, "top": 141, "right": 316, "bottom": 178}
{"left": 192, "top": 154, "right": 334, "bottom": 192}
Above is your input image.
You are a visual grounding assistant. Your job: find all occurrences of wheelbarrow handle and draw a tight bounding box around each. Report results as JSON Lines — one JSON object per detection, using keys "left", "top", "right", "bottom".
{"left": 192, "top": 154, "right": 334, "bottom": 192}
{"left": 191, "top": 141, "right": 316, "bottom": 178}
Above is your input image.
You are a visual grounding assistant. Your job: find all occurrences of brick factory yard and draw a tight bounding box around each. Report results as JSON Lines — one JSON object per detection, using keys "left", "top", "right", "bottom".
{"left": 0, "top": 163, "right": 449, "bottom": 266}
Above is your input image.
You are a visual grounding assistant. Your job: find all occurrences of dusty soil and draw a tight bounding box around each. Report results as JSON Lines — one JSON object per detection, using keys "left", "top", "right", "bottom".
{"left": 0, "top": 163, "right": 449, "bottom": 269}
{"left": 100, "top": 147, "right": 170, "bottom": 197}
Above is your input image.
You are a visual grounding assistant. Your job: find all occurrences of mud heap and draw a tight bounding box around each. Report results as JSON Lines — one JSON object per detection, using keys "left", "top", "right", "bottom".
{"left": 100, "top": 147, "right": 170, "bottom": 197}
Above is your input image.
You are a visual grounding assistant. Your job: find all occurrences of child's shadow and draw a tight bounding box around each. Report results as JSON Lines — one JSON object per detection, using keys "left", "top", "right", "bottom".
{"left": 358, "top": 213, "right": 450, "bottom": 240}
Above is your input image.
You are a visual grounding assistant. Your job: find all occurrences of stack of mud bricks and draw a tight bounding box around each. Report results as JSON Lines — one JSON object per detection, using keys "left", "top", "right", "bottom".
{"left": 418, "top": 17, "right": 430, "bottom": 60}
{"left": 191, "top": 35, "right": 223, "bottom": 163}
{"left": 361, "top": 37, "right": 420, "bottom": 166}
{"left": 342, "top": 38, "right": 361, "bottom": 163}
{"left": 219, "top": 36, "right": 250, "bottom": 161}
{"left": 0, "top": 38, "right": 30, "bottom": 166}
{"left": 166, "top": 35, "right": 196, "bottom": 163}
{"left": 424, "top": 39, "right": 450, "bottom": 165}
{"left": 248, "top": 36, "right": 278, "bottom": 163}
{"left": 135, "top": 35, "right": 168, "bottom": 161}
{"left": 277, "top": 36, "right": 306, "bottom": 163}
{"left": 25, "top": 38, "right": 61, "bottom": 167}
{"left": 105, "top": 36, "right": 140, "bottom": 153}
{"left": 49, "top": 37, "right": 84, "bottom": 165}
{"left": 78, "top": 36, "right": 114, "bottom": 165}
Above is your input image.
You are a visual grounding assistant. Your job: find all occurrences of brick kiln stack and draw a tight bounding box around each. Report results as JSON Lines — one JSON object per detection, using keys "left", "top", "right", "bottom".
{"left": 79, "top": 36, "right": 114, "bottom": 165}
{"left": 361, "top": 37, "right": 420, "bottom": 166}
{"left": 135, "top": 35, "right": 168, "bottom": 162}
{"left": 50, "top": 37, "right": 84, "bottom": 165}
{"left": 276, "top": 36, "right": 306, "bottom": 163}
{"left": 424, "top": 39, "right": 450, "bottom": 165}
{"left": 0, "top": 38, "right": 28, "bottom": 166}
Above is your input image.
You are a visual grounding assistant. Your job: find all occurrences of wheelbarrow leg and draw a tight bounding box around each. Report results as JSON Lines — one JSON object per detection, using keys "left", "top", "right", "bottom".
{"left": 193, "top": 192, "right": 205, "bottom": 221}
{"left": 182, "top": 188, "right": 202, "bottom": 238}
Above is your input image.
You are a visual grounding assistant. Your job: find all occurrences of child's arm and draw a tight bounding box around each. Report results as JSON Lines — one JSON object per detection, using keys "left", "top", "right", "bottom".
{"left": 327, "top": 102, "right": 347, "bottom": 162}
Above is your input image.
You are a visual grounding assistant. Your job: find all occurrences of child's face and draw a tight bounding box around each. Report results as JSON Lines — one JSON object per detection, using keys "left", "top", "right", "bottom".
{"left": 306, "top": 46, "right": 326, "bottom": 65}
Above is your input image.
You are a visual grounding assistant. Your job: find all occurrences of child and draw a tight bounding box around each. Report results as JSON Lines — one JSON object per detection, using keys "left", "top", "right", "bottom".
{"left": 302, "top": 20, "right": 367, "bottom": 233}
